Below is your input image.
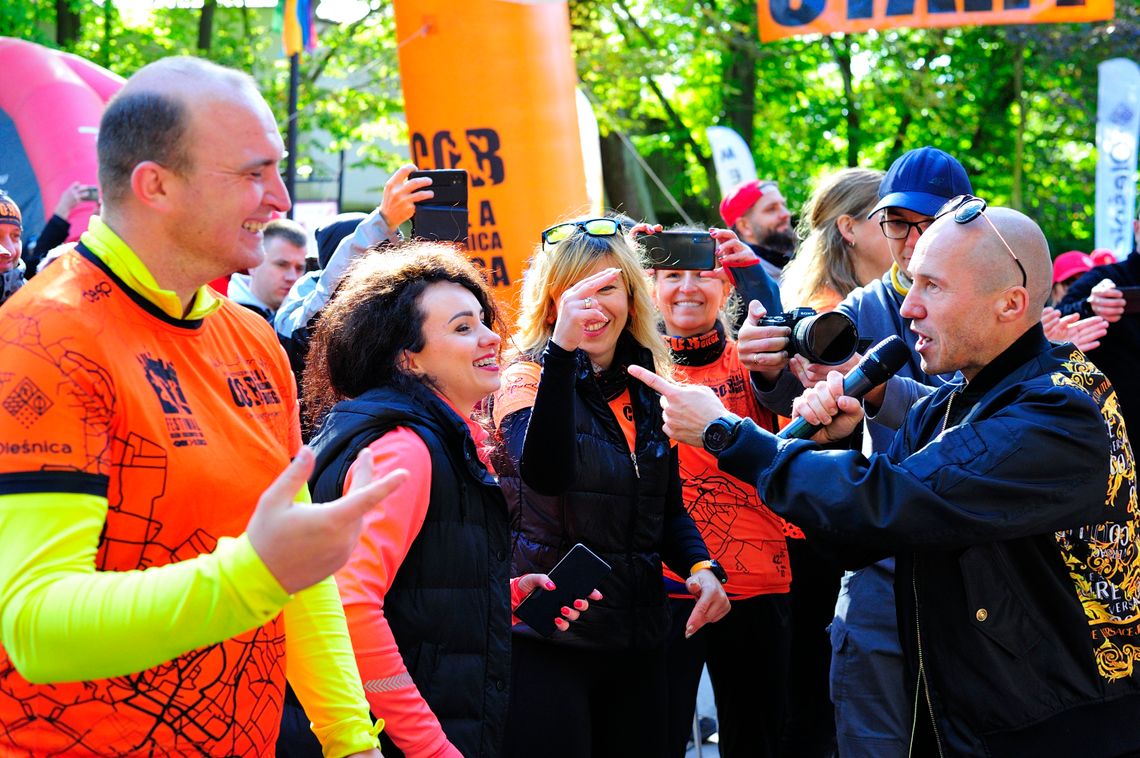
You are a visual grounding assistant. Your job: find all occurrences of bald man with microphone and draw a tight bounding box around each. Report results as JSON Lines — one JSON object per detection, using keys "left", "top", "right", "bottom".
{"left": 629, "top": 203, "right": 1140, "bottom": 757}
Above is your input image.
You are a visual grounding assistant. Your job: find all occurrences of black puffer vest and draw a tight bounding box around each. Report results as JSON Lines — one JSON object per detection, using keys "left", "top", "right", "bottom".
{"left": 495, "top": 342, "right": 674, "bottom": 651}
{"left": 309, "top": 382, "right": 511, "bottom": 758}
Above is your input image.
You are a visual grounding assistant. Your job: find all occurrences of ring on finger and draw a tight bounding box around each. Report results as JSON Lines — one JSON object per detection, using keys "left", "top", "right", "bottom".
{"left": 583, "top": 296, "right": 595, "bottom": 309}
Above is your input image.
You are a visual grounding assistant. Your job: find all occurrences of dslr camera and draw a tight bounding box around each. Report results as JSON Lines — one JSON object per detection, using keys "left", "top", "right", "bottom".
{"left": 758, "top": 307, "right": 858, "bottom": 365}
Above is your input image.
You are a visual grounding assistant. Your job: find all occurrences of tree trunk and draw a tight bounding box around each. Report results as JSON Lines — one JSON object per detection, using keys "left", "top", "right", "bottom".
{"left": 101, "top": 0, "right": 113, "bottom": 68}
{"left": 198, "top": 0, "right": 217, "bottom": 52}
{"left": 720, "top": 5, "right": 758, "bottom": 151}
{"left": 1011, "top": 40, "right": 1026, "bottom": 210}
{"left": 600, "top": 131, "right": 656, "bottom": 223}
{"left": 826, "top": 34, "right": 861, "bottom": 167}
{"left": 56, "top": 0, "right": 80, "bottom": 46}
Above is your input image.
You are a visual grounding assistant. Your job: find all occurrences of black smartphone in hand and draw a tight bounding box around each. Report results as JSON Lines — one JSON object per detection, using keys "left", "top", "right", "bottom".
{"left": 409, "top": 169, "right": 468, "bottom": 246}
{"left": 637, "top": 230, "right": 716, "bottom": 271}
{"left": 514, "top": 543, "right": 611, "bottom": 638}
{"left": 1118, "top": 286, "right": 1140, "bottom": 314}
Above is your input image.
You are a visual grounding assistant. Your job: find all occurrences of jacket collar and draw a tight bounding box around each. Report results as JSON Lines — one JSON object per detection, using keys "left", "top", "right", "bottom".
{"left": 944, "top": 323, "right": 1049, "bottom": 429}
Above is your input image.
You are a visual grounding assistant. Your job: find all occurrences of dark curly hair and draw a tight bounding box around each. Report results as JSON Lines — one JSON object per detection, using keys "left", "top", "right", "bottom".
{"left": 303, "top": 242, "right": 502, "bottom": 430}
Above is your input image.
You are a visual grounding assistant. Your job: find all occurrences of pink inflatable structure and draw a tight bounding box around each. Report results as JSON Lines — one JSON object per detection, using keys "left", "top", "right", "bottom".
{"left": 0, "top": 38, "right": 123, "bottom": 244}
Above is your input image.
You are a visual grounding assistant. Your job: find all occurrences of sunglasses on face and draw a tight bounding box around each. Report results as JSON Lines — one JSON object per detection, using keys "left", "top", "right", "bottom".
{"left": 935, "top": 195, "right": 1027, "bottom": 289}
{"left": 540, "top": 218, "right": 621, "bottom": 251}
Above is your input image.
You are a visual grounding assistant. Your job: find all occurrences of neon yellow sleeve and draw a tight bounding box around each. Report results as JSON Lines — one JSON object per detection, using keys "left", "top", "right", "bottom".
{"left": 285, "top": 576, "right": 383, "bottom": 757}
{"left": 0, "top": 491, "right": 290, "bottom": 683}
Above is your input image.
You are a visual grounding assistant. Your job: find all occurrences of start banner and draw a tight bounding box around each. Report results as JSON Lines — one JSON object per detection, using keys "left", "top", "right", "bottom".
{"left": 757, "top": 0, "right": 1114, "bottom": 42}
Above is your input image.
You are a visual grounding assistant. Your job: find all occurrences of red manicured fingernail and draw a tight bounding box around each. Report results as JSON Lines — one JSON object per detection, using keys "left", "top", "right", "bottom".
{"left": 561, "top": 606, "right": 571, "bottom": 616}
{"left": 573, "top": 599, "right": 587, "bottom": 610}
{"left": 545, "top": 581, "right": 556, "bottom": 590}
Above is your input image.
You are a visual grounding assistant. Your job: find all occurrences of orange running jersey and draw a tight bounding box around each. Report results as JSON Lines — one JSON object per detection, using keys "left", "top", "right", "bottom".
{"left": 663, "top": 335, "right": 791, "bottom": 598}
{"left": 0, "top": 249, "right": 301, "bottom": 755}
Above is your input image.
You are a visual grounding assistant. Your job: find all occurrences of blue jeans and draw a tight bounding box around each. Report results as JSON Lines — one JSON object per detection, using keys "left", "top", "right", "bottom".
{"left": 830, "top": 558, "right": 909, "bottom": 758}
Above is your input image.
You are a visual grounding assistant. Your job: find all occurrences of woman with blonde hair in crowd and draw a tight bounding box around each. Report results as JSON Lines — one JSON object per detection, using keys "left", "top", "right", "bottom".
{"left": 491, "top": 217, "right": 729, "bottom": 757}
{"left": 782, "top": 167, "right": 892, "bottom": 311}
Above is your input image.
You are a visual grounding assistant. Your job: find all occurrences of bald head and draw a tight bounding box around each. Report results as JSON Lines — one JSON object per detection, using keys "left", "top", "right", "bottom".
{"left": 903, "top": 206, "right": 1053, "bottom": 380}
{"left": 97, "top": 57, "right": 264, "bottom": 206}
{"left": 920, "top": 206, "right": 1050, "bottom": 317}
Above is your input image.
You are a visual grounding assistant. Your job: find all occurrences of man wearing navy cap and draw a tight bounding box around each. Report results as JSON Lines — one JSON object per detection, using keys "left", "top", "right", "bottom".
{"left": 740, "top": 146, "right": 972, "bottom": 758}
{"left": 719, "top": 179, "right": 796, "bottom": 280}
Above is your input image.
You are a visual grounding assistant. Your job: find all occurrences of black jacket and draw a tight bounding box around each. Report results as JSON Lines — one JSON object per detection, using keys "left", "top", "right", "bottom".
{"left": 718, "top": 326, "right": 1140, "bottom": 757}
{"left": 1056, "top": 251, "right": 1140, "bottom": 440}
{"left": 309, "top": 382, "right": 512, "bottom": 758}
{"left": 494, "top": 336, "right": 708, "bottom": 651}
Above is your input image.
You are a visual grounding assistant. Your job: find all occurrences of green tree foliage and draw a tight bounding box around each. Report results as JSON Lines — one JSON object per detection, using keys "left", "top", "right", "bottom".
{"left": 4, "top": 0, "right": 1137, "bottom": 252}
{"left": 570, "top": 0, "right": 1140, "bottom": 253}
{"left": 3, "top": 0, "right": 406, "bottom": 186}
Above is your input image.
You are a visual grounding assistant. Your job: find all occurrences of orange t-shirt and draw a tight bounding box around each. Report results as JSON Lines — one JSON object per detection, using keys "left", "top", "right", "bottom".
{"left": 0, "top": 251, "right": 301, "bottom": 755}
{"left": 664, "top": 338, "right": 792, "bottom": 598}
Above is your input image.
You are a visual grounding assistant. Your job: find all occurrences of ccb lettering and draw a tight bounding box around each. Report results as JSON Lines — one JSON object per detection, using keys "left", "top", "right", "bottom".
{"left": 411, "top": 128, "right": 505, "bottom": 187}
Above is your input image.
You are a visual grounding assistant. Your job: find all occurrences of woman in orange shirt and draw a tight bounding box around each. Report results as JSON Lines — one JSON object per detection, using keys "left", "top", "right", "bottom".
{"left": 300, "top": 244, "right": 598, "bottom": 758}
{"left": 638, "top": 225, "right": 792, "bottom": 758}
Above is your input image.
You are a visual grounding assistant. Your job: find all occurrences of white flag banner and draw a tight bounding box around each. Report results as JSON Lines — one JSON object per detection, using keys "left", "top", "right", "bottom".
{"left": 706, "top": 126, "right": 757, "bottom": 198}
{"left": 1095, "top": 58, "right": 1140, "bottom": 260}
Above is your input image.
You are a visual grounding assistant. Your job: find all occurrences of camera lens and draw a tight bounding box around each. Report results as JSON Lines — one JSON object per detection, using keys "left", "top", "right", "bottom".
{"left": 791, "top": 311, "right": 858, "bottom": 365}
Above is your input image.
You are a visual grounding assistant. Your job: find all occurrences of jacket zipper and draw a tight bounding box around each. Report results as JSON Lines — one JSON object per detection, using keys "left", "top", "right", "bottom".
{"left": 630, "top": 450, "right": 640, "bottom": 479}
{"left": 910, "top": 564, "right": 945, "bottom": 757}
{"left": 908, "top": 387, "right": 957, "bottom": 757}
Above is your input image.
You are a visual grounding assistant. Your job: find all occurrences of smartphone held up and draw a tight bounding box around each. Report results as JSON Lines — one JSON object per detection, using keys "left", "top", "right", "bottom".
{"left": 636, "top": 230, "right": 717, "bottom": 271}
{"left": 410, "top": 169, "right": 469, "bottom": 246}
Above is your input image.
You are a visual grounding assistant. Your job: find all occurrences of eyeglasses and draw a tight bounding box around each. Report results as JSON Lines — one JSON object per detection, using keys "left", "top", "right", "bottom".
{"left": 541, "top": 218, "right": 621, "bottom": 251}
{"left": 879, "top": 216, "right": 934, "bottom": 240}
{"left": 935, "top": 195, "right": 1027, "bottom": 289}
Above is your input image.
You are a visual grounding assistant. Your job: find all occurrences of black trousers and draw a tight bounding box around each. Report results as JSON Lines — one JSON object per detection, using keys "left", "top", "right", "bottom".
{"left": 779, "top": 537, "right": 844, "bottom": 758}
{"left": 503, "top": 634, "right": 668, "bottom": 758}
{"left": 665, "top": 593, "right": 792, "bottom": 758}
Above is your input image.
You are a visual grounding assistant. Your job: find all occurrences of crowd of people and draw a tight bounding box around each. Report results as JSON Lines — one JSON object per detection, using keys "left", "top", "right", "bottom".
{"left": 0, "top": 53, "right": 1138, "bottom": 758}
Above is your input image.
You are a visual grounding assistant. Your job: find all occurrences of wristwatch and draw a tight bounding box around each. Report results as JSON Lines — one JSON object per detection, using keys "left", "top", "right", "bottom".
{"left": 690, "top": 559, "right": 729, "bottom": 585}
{"left": 702, "top": 413, "right": 743, "bottom": 454}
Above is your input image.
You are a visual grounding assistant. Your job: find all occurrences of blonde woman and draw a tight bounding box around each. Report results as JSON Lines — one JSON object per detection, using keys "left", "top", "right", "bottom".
{"left": 491, "top": 218, "right": 729, "bottom": 758}
{"left": 782, "top": 168, "right": 892, "bottom": 311}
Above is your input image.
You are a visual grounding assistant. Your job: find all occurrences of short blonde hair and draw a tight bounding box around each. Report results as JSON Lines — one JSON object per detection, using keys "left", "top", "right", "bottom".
{"left": 515, "top": 225, "right": 672, "bottom": 378}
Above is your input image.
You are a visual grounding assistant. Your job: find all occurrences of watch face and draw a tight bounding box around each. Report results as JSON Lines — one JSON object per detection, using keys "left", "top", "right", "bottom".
{"left": 704, "top": 422, "right": 731, "bottom": 451}
{"left": 703, "top": 417, "right": 738, "bottom": 453}
{"left": 708, "top": 560, "right": 729, "bottom": 584}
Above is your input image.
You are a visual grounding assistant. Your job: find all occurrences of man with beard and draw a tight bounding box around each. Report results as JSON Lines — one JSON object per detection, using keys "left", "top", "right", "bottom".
{"left": 719, "top": 179, "right": 796, "bottom": 281}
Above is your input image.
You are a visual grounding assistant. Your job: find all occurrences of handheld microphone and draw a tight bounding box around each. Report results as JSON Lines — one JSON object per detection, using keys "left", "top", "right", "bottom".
{"left": 778, "top": 335, "right": 911, "bottom": 440}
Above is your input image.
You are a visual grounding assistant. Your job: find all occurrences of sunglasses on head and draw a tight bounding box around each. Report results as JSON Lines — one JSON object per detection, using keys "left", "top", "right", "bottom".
{"left": 935, "top": 194, "right": 1027, "bottom": 289}
{"left": 541, "top": 218, "right": 621, "bottom": 251}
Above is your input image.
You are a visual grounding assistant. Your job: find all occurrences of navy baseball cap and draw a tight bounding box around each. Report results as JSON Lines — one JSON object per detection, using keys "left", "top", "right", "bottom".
{"left": 868, "top": 147, "right": 972, "bottom": 218}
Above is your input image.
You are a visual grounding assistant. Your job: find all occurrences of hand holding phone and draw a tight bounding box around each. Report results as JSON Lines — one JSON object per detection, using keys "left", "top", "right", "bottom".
{"left": 409, "top": 169, "right": 468, "bottom": 246}
{"left": 514, "top": 543, "right": 611, "bottom": 638}
{"left": 79, "top": 186, "right": 99, "bottom": 202}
